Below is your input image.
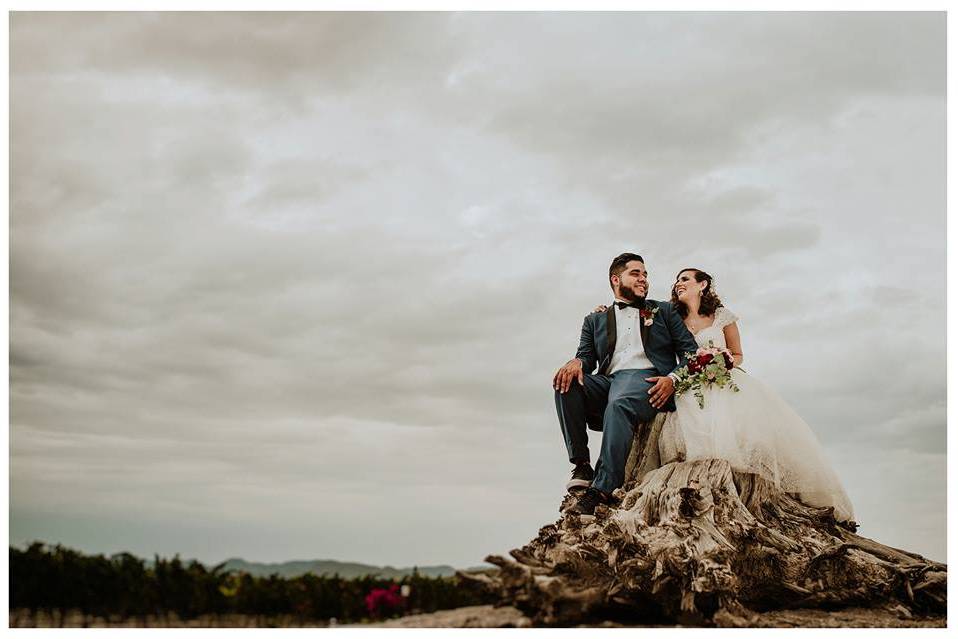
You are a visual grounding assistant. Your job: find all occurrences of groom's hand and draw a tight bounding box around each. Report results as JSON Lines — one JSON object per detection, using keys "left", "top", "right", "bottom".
{"left": 646, "top": 376, "right": 675, "bottom": 409}
{"left": 553, "top": 359, "right": 584, "bottom": 393}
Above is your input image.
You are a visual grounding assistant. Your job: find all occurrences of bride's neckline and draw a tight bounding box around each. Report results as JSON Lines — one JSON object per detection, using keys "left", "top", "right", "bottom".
{"left": 686, "top": 314, "right": 716, "bottom": 336}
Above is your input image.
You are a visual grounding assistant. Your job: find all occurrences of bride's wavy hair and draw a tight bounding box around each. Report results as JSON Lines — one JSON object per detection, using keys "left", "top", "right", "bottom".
{"left": 671, "top": 268, "right": 723, "bottom": 318}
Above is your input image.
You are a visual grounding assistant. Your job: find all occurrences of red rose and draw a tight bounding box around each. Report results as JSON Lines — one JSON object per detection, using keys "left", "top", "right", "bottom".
{"left": 696, "top": 353, "right": 714, "bottom": 367}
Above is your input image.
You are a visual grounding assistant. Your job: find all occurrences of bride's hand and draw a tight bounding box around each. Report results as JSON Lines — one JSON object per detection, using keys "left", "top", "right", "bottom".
{"left": 593, "top": 304, "right": 608, "bottom": 313}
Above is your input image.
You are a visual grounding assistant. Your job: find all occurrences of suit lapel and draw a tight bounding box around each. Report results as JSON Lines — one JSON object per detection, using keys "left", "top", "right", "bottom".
{"left": 639, "top": 301, "right": 651, "bottom": 356}
{"left": 604, "top": 305, "right": 616, "bottom": 373}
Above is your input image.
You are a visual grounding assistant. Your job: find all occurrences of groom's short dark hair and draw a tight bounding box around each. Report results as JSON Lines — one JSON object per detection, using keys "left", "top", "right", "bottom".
{"left": 609, "top": 253, "right": 644, "bottom": 288}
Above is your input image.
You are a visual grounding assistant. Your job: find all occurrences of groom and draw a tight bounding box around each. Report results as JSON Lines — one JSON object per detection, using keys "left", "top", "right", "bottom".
{"left": 553, "top": 253, "right": 698, "bottom": 515}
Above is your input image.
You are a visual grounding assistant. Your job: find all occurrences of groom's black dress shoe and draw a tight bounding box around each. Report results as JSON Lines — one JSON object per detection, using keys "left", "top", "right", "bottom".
{"left": 568, "top": 487, "right": 611, "bottom": 516}
{"left": 566, "top": 463, "right": 594, "bottom": 492}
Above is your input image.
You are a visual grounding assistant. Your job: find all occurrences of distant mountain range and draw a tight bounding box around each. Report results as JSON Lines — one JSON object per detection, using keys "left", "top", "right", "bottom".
{"left": 14, "top": 542, "right": 490, "bottom": 579}
{"left": 218, "top": 558, "right": 467, "bottom": 579}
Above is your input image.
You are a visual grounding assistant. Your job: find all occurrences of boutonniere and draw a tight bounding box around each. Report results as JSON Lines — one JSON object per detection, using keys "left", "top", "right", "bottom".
{"left": 640, "top": 304, "right": 659, "bottom": 327}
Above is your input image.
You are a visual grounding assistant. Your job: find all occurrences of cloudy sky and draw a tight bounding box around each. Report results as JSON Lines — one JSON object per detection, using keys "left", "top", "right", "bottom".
{"left": 9, "top": 12, "right": 946, "bottom": 568}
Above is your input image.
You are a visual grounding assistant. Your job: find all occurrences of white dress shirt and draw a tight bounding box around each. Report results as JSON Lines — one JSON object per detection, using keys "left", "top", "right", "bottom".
{"left": 607, "top": 298, "right": 655, "bottom": 374}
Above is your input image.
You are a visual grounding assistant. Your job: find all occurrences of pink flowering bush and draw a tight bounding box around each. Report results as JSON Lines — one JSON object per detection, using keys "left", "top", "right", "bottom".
{"left": 365, "top": 584, "right": 404, "bottom": 619}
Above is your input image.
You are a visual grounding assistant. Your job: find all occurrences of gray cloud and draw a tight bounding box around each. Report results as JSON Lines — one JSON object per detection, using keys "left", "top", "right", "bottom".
{"left": 9, "top": 11, "right": 945, "bottom": 567}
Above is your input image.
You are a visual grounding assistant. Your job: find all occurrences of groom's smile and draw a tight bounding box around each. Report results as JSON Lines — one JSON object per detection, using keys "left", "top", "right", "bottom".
{"left": 612, "top": 260, "right": 649, "bottom": 301}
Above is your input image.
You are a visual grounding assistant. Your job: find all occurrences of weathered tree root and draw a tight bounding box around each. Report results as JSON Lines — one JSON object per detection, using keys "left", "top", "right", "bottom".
{"left": 477, "top": 418, "right": 947, "bottom": 627}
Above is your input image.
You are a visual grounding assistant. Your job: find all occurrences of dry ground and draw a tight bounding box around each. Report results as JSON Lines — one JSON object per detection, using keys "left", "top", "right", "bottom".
{"left": 11, "top": 605, "right": 946, "bottom": 628}
{"left": 356, "top": 604, "right": 946, "bottom": 628}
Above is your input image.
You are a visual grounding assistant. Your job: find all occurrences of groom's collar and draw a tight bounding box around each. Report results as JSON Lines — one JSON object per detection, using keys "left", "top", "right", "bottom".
{"left": 613, "top": 297, "right": 649, "bottom": 306}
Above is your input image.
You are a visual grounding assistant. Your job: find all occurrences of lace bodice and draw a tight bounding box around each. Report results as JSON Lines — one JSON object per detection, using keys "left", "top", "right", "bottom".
{"left": 691, "top": 306, "right": 738, "bottom": 349}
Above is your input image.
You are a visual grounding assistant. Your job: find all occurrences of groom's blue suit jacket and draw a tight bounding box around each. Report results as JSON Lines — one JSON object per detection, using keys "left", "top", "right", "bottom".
{"left": 575, "top": 299, "right": 699, "bottom": 427}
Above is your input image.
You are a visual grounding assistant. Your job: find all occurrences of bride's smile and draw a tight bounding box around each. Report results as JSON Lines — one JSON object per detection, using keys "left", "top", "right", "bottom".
{"left": 673, "top": 272, "right": 706, "bottom": 303}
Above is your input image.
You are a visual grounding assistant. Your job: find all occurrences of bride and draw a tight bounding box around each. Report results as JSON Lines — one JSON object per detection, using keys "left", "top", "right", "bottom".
{"left": 596, "top": 268, "right": 856, "bottom": 524}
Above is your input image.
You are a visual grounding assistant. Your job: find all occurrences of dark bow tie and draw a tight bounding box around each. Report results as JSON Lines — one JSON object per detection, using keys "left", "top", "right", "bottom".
{"left": 615, "top": 301, "right": 644, "bottom": 310}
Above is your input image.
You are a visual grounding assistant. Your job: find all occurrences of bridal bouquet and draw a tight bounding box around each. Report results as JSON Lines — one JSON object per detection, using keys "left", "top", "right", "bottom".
{"left": 673, "top": 341, "right": 740, "bottom": 409}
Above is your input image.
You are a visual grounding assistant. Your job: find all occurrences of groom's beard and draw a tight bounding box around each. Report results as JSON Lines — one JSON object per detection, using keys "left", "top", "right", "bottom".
{"left": 616, "top": 286, "right": 646, "bottom": 304}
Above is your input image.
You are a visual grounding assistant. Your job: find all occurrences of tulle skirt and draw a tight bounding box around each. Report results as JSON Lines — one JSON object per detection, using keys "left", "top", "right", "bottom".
{"left": 661, "top": 368, "right": 855, "bottom": 523}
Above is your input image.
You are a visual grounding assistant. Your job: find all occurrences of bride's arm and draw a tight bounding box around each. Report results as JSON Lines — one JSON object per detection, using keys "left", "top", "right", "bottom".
{"left": 724, "top": 323, "right": 744, "bottom": 366}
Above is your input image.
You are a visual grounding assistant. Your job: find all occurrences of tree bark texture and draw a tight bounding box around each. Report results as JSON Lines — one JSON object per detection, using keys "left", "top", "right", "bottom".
{"left": 467, "top": 414, "right": 947, "bottom": 627}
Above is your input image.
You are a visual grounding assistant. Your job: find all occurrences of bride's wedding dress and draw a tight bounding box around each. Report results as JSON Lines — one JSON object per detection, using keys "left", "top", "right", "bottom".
{"left": 660, "top": 306, "right": 856, "bottom": 523}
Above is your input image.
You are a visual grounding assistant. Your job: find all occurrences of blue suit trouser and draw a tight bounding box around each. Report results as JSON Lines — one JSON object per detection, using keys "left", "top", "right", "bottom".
{"left": 554, "top": 368, "right": 659, "bottom": 494}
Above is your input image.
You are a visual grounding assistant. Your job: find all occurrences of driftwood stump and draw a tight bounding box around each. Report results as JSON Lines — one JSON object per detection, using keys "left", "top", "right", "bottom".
{"left": 461, "top": 414, "right": 947, "bottom": 627}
